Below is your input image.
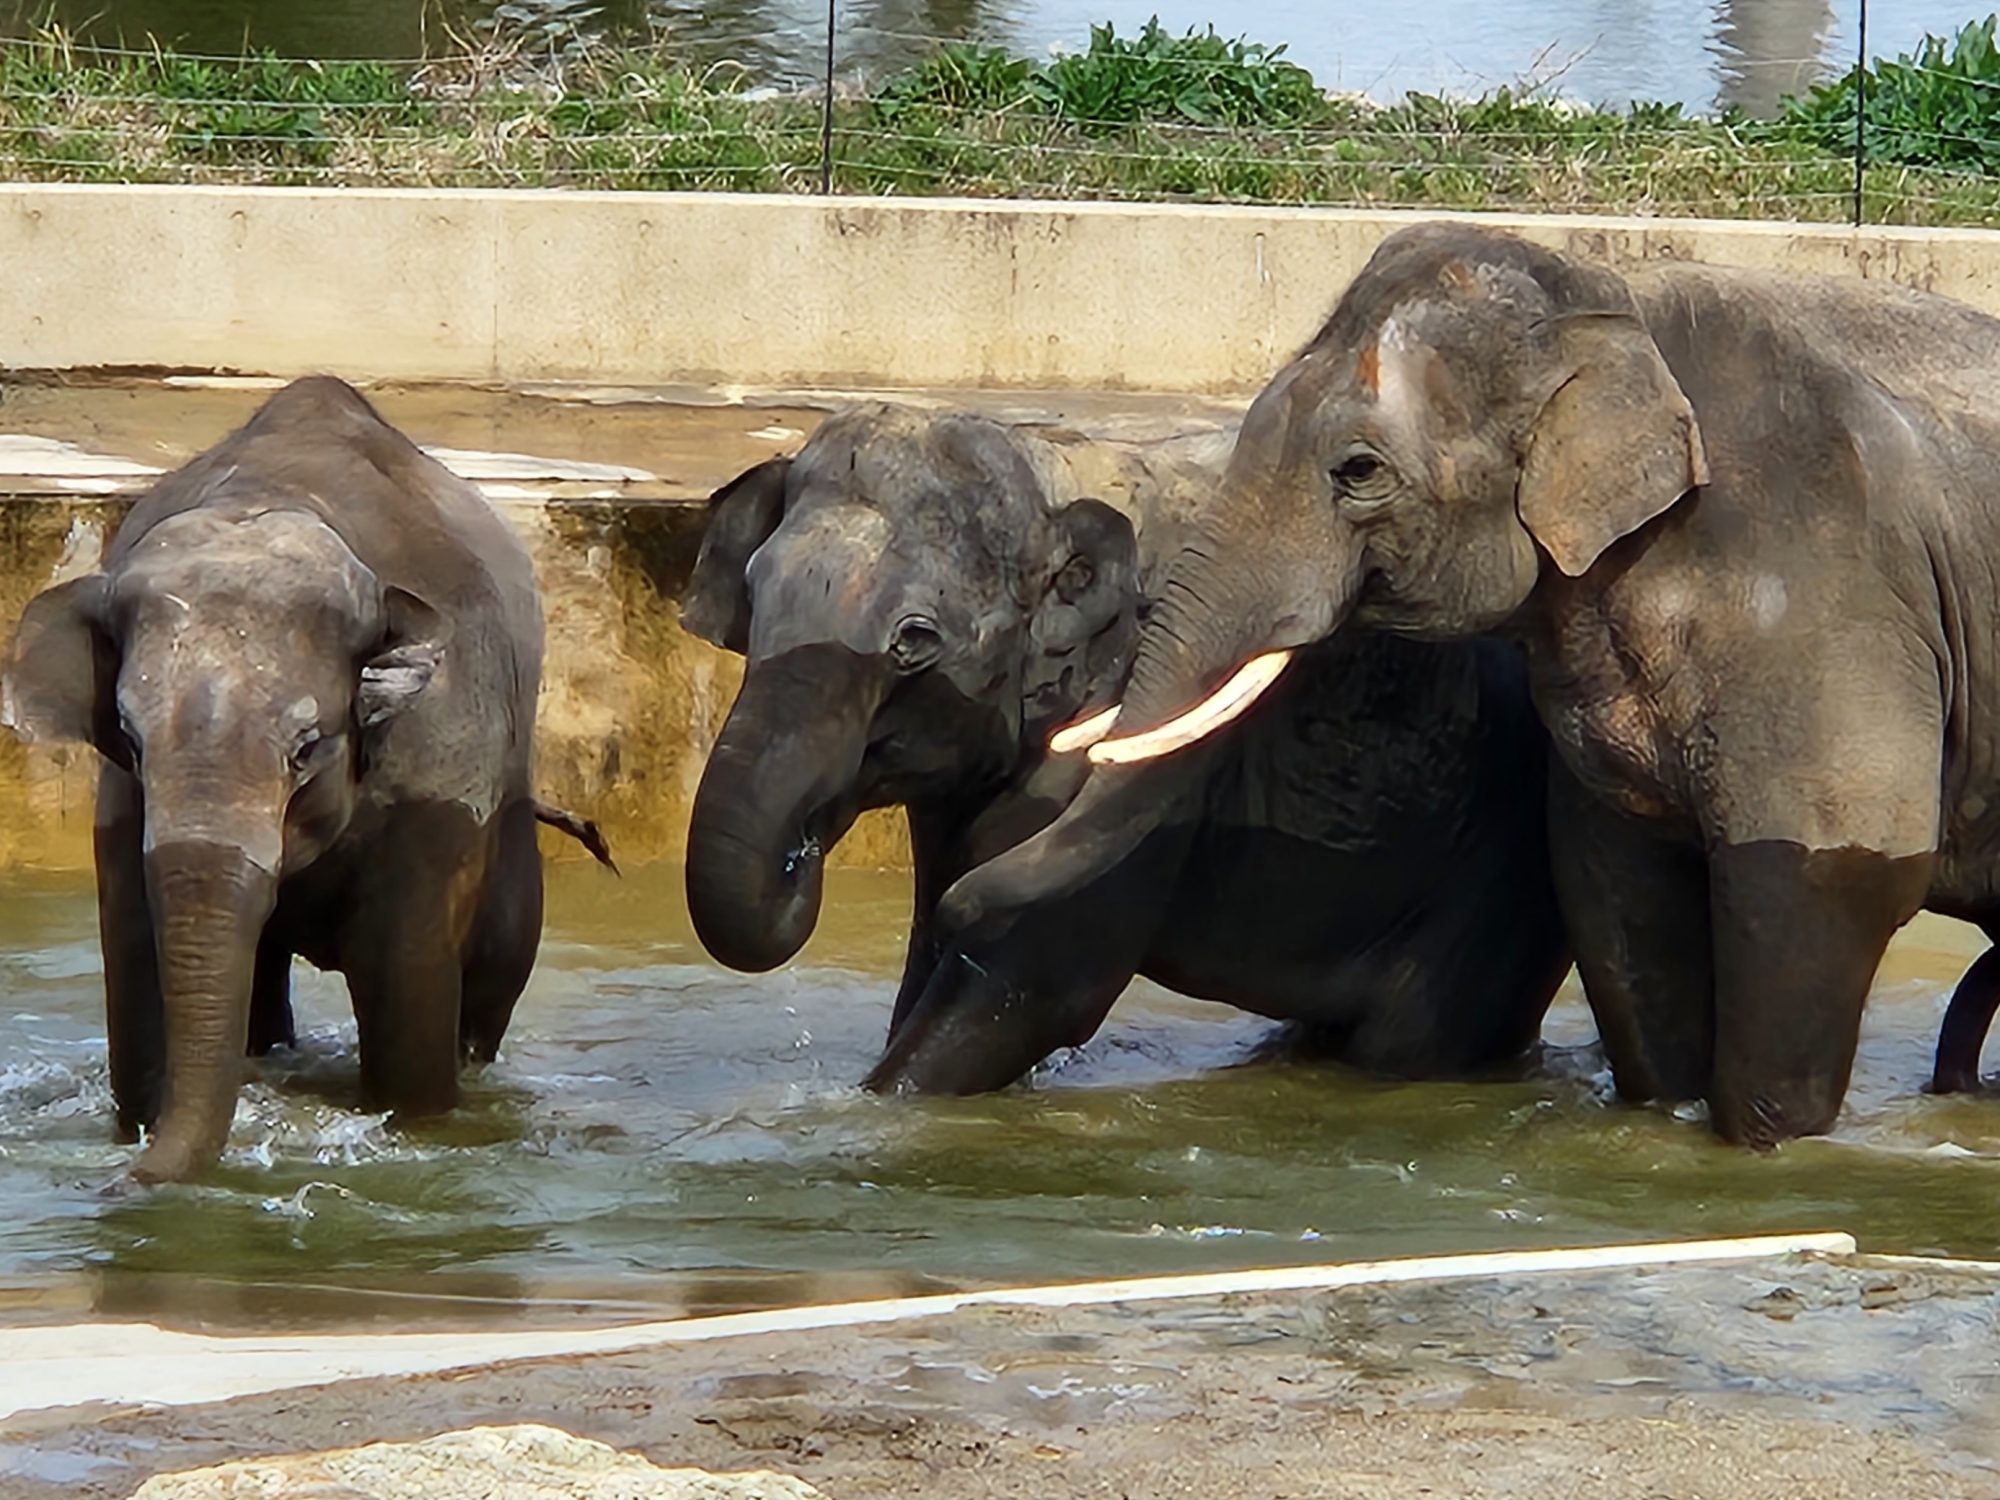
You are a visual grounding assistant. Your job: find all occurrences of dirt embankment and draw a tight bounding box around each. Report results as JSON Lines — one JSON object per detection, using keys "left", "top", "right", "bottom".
{"left": 5, "top": 1255, "right": 1996, "bottom": 1500}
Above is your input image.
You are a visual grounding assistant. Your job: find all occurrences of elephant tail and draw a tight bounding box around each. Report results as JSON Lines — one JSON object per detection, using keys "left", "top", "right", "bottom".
{"left": 534, "top": 801, "right": 619, "bottom": 875}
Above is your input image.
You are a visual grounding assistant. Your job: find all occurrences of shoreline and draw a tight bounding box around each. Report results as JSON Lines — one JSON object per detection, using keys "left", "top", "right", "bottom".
{"left": 6, "top": 1245, "right": 1996, "bottom": 1499}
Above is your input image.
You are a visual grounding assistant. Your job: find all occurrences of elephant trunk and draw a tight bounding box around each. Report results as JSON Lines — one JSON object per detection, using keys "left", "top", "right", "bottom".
{"left": 1089, "top": 524, "right": 1350, "bottom": 765}
{"left": 686, "top": 645, "right": 889, "bottom": 973}
{"left": 1115, "top": 543, "right": 1277, "bottom": 745}
{"left": 929, "top": 541, "right": 1256, "bottom": 939}
{"left": 131, "top": 840, "right": 278, "bottom": 1185}
{"left": 937, "top": 525, "right": 1352, "bottom": 939}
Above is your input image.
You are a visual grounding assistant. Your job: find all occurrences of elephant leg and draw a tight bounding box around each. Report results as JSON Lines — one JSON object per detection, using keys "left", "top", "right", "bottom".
{"left": 866, "top": 821, "right": 1189, "bottom": 1094}
{"left": 1933, "top": 939, "right": 2000, "bottom": 1094}
{"left": 1547, "top": 760, "right": 1714, "bottom": 1103}
{"left": 459, "top": 799, "right": 543, "bottom": 1064}
{"left": 889, "top": 804, "right": 958, "bottom": 1035}
{"left": 1707, "top": 840, "right": 1930, "bottom": 1147}
{"left": 95, "top": 767, "right": 163, "bottom": 1143}
{"left": 340, "top": 806, "right": 483, "bottom": 1117}
{"left": 890, "top": 788, "right": 1071, "bottom": 1035}
{"left": 246, "top": 934, "right": 296, "bottom": 1056}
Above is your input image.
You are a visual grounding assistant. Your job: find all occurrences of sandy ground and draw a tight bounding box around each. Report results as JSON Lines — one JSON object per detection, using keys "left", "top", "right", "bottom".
{"left": 5, "top": 1254, "right": 1997, "bottom": 1499}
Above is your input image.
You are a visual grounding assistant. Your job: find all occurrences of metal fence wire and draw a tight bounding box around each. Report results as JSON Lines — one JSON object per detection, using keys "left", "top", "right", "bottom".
{"left": 0, "top": 1, "right": 1994, "bottom": 229}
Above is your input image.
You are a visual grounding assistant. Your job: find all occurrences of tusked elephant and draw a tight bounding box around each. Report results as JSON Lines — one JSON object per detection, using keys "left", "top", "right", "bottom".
{"left": 680, "top": 404, "right": 1569, "bottom": 1092}
{"left": 1, "top": 376, "right": 611, "bottom": 1184}
{"left": 949, "top": 220, "right": 2000, "bottom": 1147}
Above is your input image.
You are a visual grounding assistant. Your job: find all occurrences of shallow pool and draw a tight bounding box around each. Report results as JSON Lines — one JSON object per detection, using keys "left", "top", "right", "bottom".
{"left": 3, "top": 861, "right": 1999, "bottom": 1331}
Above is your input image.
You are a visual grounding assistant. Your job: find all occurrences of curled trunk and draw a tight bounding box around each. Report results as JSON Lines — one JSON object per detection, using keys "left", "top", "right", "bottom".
{"left": 685, "top": 646, "right": 888, "bottom": 973}
{"left": 933, "top": 544, "right": 1274, "bottom": 935}
{"left": 132, "top": 841, "right": 278, "bottom": 1185}
{"left": 937, "top": 525, "right": 1354, "bottom": 942}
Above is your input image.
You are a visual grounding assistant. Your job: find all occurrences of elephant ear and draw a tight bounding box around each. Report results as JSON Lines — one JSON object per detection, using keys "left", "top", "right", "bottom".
{"left": 1023, "top": 498, "right": 1138, "bottom": 728}
{"left": 682, "top": 458, "right": 792, "bottom": 655}
{"left": 358, "top": 586, "right": 448, "bottom": 729}
{"left": 1, "top": 574, "right": 116, "bottom": 749}
{"left": 1517, "top": 314, "right": 1709, "bottom": 578}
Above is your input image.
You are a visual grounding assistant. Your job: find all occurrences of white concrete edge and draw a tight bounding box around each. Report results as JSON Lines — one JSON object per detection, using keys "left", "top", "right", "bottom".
{"left": 22, "top": 184, "right": 2000, "bottom": 392}
{"left": 0, "top": 437, "right": 664, "bottom": 486}
{"left": 0, "top": 1231, "right": 1855, "bottom": 1422}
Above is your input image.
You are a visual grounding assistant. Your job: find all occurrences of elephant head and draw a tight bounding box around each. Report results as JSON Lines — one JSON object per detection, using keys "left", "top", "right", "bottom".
{"left": 1094, "top": 223, "right": 1705, "bottom": 758}
{"left": 3, "top": 502, "right": 446, "bottom": 1183}
{"left": 938, "top": 222, "right": 1708, "bottom": 926}
{"left": 680, "top": 405, "right": 1139, "bottom": 973}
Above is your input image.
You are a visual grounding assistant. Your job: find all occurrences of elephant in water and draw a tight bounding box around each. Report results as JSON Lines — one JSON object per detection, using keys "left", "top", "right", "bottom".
{"left": 951, "top": 221, "right": 2000, "bottom": 1146}
{"left": 681, "top": 404, "right": 1569, "bottom": 1091}
{"left": 2, "top": 377, "right": 610, "bottom": 1184}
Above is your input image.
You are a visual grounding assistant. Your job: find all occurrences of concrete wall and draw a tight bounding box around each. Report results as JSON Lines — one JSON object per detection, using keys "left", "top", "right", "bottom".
{"left": 11, "top": 189, "right": 2000, "bottom": 872}
{"left": 8, "top": 186, "right": 2000, "bottom": 394}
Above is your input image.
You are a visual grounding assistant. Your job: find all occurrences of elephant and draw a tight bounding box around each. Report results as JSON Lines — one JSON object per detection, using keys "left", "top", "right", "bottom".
{"left": 948, "top": 219, "right": 2000, "bottom": 1147}
{"left": 680, "top": 403, "right": 1569, "bottom": 1092}
{"left": 1, "top": 376, "right": 610, "bottom": 1184}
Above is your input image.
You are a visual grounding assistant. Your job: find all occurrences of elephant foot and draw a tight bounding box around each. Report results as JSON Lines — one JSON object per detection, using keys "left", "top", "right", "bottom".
{"left": 130, "top": 1136, "right": 212, "bottom": 1186}
{"left": 1709, "top": 1083, "right": 1838, "bottom": 1151}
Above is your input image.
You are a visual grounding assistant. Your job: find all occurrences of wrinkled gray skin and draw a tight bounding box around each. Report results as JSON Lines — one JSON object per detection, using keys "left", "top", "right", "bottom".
{"left": 952, "top": 221, "right": 2000, "bottom": 1146}
{"left": 0, "top": 377, "right": 593, "bottom": 1184}
{"left": 682, "top": 405, "right": 1568, "bottom": 1091}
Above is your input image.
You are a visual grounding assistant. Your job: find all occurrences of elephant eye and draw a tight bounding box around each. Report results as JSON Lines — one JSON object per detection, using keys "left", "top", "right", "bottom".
{"left": 289, "top": 727, "right": 326, "bottom": 773}
{"left": 1055, "top": 556, "right": 1095, "bottom": 603}
{"left": 889, "top": 615, "right": 943, "bottom": 674}
{"left": 1331, "top": 448, "right": 1397, "bottom": 507}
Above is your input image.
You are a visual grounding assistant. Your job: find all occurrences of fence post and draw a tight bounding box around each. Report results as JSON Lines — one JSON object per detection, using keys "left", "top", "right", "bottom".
{"left": 1851, "top": 0, "right": 1867, "bottom": 226}
{"left": 820, "top": 0, "right": 836, "bottom": 193}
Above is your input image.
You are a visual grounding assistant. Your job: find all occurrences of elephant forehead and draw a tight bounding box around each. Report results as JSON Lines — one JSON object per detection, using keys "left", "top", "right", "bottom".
{"left": 748, "top": 504, "right": 891, "bottom": 596}
{"left": 117, "top": 508, "right": 375, "bottom": 617}
{"left": 114, "top": 516, "right": 375, "bottom": 733}
{"left": 745, "top": 505, "right": 907, "bottom": 656}
{"left": 129, "top": 504, "right": 357, "bottom": 564}
{"left": 118, "top": 612, "right": 348, "bottom": 737}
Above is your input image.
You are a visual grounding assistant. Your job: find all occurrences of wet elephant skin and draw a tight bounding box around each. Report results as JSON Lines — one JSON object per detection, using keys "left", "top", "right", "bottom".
{"left": 970, "top": 220, "right": 2000, "bottom": 1145}
{"left": 2, "top": 377, "right": 562, "bottom": 1184}
{"left": 682, "top": 405, "right": 1571, "bottom": 1094}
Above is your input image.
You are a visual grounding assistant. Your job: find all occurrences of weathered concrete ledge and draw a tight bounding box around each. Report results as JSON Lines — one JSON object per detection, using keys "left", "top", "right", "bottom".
{"left": 0, "top": 501, "right": 702, "bottom": 876}
{"left": 0, "top": 1232, "right": 1856, "bottom": 1420}
{"left": 8, "top": 188, "right": 2000, "bottom": 393}
{"left": 0, "top": 381, "right": 1238, "bottom": 872}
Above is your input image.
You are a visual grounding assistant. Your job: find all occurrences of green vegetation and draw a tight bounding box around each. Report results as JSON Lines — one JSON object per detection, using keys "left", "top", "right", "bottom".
{"left": 879, "top": 21, "right": 1321, "bottom": 128}
{"left": 1, "top": 15, "right": 1999, "bottom": 226}
{"left": 1784, "top": 14, "right": 2000, "bottom": 174}
{"left": 1037, "top": 20, "right": 1323, "bottom": 127}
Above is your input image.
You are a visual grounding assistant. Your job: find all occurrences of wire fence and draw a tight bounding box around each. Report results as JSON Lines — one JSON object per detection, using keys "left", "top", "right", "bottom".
{"left": 1, "top": 2, "right": 1998, "bottom": 227}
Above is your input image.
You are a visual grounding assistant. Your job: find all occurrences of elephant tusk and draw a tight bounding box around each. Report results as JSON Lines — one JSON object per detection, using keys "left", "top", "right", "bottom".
{"left": 1088, "top": 650, "right": 1293, "bottom": 765}
{"left": 1048, "top": 704, "right": 1121, "bottom": 754}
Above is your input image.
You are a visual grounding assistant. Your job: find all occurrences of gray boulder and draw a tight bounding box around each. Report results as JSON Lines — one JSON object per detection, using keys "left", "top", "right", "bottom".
{"left": 127, "top": 1423, "right": 828, "bottom": 1499}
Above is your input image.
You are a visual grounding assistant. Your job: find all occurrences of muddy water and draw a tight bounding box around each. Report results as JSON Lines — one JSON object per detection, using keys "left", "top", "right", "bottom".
{"left": 2, "top": 861, "right": 1999, "bottom": 1332}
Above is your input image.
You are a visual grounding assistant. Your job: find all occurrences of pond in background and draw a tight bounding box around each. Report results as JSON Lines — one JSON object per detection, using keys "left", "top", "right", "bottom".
{"left": 2, "top": 859, "right": 1999, "bottom": 1332}
{"left": 0, "top": 0, "right": 1982, "bottom": 113}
